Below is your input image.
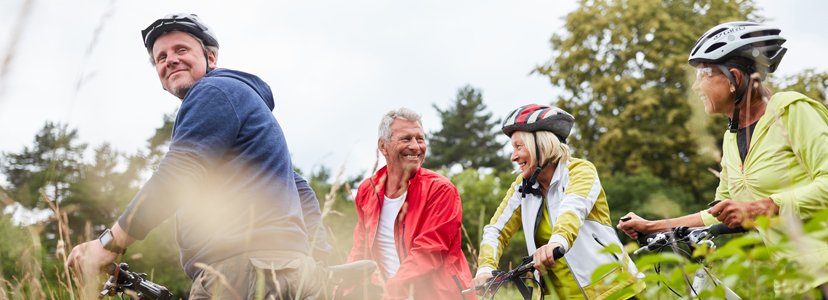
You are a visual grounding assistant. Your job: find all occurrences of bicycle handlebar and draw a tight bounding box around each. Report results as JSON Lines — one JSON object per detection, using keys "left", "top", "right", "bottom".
{"left": 464, "top": 246, "right": 565, "bottom": 294}
{"left": 634, "top": 224, "right": 748, "bottom": 255}
{"left": 707, "top": 223, "right": 748, "bottom": 236}
{"left": 99, "top": 263, "right": 172, "bottom": 300}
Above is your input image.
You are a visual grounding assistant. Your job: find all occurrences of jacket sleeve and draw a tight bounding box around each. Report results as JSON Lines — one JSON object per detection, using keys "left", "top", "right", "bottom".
{"left": 476, "top": 176, "right": 523, "bottom": 276}
{"left": 701, "top": 148, "right": 732, "bottom": 226}
{"left": 548, "top": 161, "right": 601, "bottom": 251}
{"left": 347, "top": 181, "right": 370, "bottom": 262}
{"left": 770, "top": 100, "right": 828, "bottom": 218}
{"left": 119, "top": 84, "right": 239, "bottom": 239}
{"left": 383, "top": 182, "right": 463, "bottom": 299}
{"left": 294, "top": 172, "right": 332, "bottom": 262}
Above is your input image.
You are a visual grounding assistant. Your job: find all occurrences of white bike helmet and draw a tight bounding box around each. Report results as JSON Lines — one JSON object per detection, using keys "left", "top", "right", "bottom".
{"left": 141, "top": 13, "right": 219, "bottom": 53}
{"left": 689, "top": 22, "right": 786, "bottom": 132}
{"left": 688, "top": 21, "right": 786, "bottom": 74}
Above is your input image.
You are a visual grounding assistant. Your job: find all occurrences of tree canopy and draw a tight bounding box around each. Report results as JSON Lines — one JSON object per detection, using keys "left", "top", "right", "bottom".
{"left": 425, "top": 85, "right": 511, "bottom": 171}
{"left": 535, "top": 0, "right": 761, "bottom": 201}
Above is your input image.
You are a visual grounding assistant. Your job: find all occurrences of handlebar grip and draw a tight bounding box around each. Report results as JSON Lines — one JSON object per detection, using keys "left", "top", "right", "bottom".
{"left": 553, "top": 247, "right": 565, "bottom": 260}
{"left": 708, "top": 223, "right": 748, "bottom": 236}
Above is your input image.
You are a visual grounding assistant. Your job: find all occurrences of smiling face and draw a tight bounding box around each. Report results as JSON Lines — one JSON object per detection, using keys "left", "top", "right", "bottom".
{"left": 151, "top": 31, "right": 217, "bottom": 99}
{"left": 380, "top": 118, "right": 427, "bottom": 178}
{"left": 693, "top": 64, "right": 735, "bottom": 116}
{"left": 510, "top": 133, "right": 535, "bottom": 179}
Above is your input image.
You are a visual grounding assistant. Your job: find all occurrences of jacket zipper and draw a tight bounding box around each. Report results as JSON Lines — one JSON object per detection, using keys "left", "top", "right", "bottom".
{"left": 452, "top": 275, "right": 467, "bottom": 300}
{"left": 592, "top": 233, "right": 620, "bottom": 261}
{"left": 397, "top": 223, "right": 407, "bottom": 260}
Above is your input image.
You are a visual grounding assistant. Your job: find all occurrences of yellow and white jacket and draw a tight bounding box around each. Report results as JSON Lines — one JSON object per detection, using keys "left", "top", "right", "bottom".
{"left": 477, "top": 158, "right": 644, "bottom": 299}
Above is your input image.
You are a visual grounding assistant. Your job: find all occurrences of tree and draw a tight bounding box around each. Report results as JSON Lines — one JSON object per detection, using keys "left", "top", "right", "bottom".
{"left": 425, "top": 85, "right": 511, "bottom": 171}
{"left": 1, "top": 122, "right": 87, "bottom": 209}
{"left": 772, "top": 69, "right": 828, "bottom": 104}
{"left": 534, "top": 0, "right": 761, "bottom": 202}
{"left": 450, "top": 169, "right": 524, "bottom": 270}
{"left": 64, "top": 144, "right": 141, "bottom": 237}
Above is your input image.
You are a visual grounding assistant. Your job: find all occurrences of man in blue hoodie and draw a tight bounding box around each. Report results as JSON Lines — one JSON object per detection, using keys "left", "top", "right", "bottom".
{"left": 66, "top": 13, "right": 328, "bottom": 299}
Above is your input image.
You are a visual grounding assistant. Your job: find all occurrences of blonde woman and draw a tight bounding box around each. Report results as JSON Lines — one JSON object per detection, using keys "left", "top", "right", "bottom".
{"left": 474, "top": 104, "right": 644, "bottom": 299}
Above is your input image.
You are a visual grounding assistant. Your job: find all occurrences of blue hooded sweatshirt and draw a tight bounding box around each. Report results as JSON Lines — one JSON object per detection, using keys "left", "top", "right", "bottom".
{"left": 118, "top": 69, "right": 314, "bottom": 279}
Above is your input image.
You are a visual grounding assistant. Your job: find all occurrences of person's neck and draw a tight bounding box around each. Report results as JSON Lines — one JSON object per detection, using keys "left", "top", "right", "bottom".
{"left": 737, "top": 94, "right": 767, "bottom": 128}
{"left": 536, "top": 162, "right": 557, "bottom": 194}
{"left": 384, "top": 166, "right": 414, "bottom": 198}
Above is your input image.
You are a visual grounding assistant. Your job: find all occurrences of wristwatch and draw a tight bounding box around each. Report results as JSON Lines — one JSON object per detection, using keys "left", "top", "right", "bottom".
{"left": 98, "top": 228, "right": 127, "bottom": 255}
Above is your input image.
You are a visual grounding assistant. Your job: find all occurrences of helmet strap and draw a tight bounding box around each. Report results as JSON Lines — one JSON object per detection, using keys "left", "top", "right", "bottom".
{"left": 717, "top": 64, "right": 749, "bottom": 132}
{"left": 519, "top": 132, "right": 549, "bottom": 198}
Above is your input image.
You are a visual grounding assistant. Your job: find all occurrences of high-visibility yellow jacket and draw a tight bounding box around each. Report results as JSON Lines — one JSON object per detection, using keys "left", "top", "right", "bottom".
{"left": 700, "top": 91, "right": 828, "bottom": 295}
{"left": 477, "top": 158, "right": 644, "bottom": 299}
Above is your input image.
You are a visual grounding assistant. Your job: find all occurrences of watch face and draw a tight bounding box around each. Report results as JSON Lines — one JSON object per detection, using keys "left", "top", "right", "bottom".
{"left": 100, "top": 229, "right": 114, "bottom": 246}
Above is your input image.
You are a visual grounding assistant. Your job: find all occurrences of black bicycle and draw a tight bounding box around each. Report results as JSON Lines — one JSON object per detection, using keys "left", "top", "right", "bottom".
{"left": 99, "top": 263, "right": 172, "bottom": 300}
{"left": 99, "top": 260, "right": 377, "bottom": 300}
{"left": 634, "top": 223, "right": 747, "bottom": 299}
{"left": 463, "top": 247, "right": 564, "bottom": 300}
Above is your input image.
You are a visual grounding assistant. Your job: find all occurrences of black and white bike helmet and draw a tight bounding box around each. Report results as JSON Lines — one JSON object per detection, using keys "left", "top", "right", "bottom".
{"left": 501, "top": 104, "right": 574, "bottom": 144}
{"left": 141, "top": 13, "right": 219, "bottom": 53}
{"left": 688, "top": 21, "right": 786, "bottom": 75}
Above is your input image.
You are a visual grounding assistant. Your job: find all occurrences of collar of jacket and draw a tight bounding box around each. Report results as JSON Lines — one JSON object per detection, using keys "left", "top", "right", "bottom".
{"left": 519, "top": 159, "right": 570, "bottom": 198}
{"left": 370, "top": 166, "right": 422, "bottom": 196}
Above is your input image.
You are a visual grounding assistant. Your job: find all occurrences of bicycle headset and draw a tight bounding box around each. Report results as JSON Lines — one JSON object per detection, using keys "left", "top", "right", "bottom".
{"left": 688, "top": 21, "right": 787, "bottom": 132}
{"left": 501, "top": 104, "right": 574, "bottom": 198}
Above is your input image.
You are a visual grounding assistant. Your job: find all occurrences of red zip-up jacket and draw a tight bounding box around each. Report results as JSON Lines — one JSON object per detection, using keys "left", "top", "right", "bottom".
{"left": 347, "top": 166, "right": 475, "bottom": 300}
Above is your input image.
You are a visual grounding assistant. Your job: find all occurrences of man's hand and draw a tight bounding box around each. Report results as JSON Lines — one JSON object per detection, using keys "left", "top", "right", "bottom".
{"left": 65, "top": 224, "right": 133, "bottom": 277}
{"left": 472, "top": 272, "right": 493, "bottom": 295}
{"left": 65, "top": 239, "right": 119, "bottom": 277}
{"left": 708, "top": 198, "right": 779, "bottom": 228}
{"left": 533, "top": 242, "right": 563, "bottom": 272}
{"left": 617, "top": 212, "right": 650, "bottom": 240}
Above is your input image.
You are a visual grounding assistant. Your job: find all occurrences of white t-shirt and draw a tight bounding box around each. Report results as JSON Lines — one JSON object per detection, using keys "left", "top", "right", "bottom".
{"left": 377, "top": 192, "right": 406, "bottom": 278}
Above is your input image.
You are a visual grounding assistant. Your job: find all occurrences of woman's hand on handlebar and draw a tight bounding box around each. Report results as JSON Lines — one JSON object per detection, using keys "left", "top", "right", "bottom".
{"left": 533, "top": 242, "right": 563, "bottom": 272}
{"left": 617, "top": 212, "right": 651, "bottom": 240}
{"left": 472, "top": 272, "right": 493, "bottom": 294}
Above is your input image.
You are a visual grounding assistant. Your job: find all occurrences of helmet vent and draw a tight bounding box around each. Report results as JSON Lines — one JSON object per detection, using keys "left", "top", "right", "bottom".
{"left": 740, "top": 29, "right": 781, "bottom": 39}
{"left": 707, "top": 28, "right": 728, "bottom": 39}
{"left": 705, "top": 42, "right": 726, "bottom": 53}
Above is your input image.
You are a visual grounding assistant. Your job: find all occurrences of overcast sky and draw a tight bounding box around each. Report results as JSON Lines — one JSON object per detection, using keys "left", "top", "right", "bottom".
{"left": 1, "top": 0, "right": 826, "bottom": 183}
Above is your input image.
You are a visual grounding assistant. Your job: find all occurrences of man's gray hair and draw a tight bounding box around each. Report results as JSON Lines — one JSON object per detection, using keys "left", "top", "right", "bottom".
{"left": 378, "top": 107, "right": 422, "bottom": 141}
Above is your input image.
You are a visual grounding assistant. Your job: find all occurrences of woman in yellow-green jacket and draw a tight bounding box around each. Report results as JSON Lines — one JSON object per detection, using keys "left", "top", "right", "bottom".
{"left": 474, "top": 104, "right": 645, "bottom": 299}
{"left": 618, "top": 21, "right": 828, "bottom": 297}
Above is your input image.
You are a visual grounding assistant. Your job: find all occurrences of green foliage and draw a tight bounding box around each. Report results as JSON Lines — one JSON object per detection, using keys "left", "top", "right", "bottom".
{"left": 596, "top": 212, "right": 828, "bottom": 299}
{"left": 1, "top": 122, "right": 87, "bottom": 208}
{"left": 535, "top": 0, "right": 761, "bottom": 203}
{"left": 0, "top": 214, "right": 32, "bottom": 285}
{"left": 602, "top": 172, "right": 699, "bottom": 242}
{"left": 64, "top": 144, "right": 141, "bottom": 240}
{"left": 302, "top": 165, "right": 362, "bottom": 264}
{"left": 425, "top": 85, "right": 512, "bottom": 171}
{"left": 449, "top": 169, "right": 532, "bottom": 270}
{"left": 122, "top": 221, "right": 191, "bottom": 298}
{"left": 771, "top": 69, "right": 828, "bottom": 104}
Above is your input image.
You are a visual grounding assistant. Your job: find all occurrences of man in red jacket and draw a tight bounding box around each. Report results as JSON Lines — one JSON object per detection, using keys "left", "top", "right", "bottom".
{"left": 347, "top": 107, "right": 474, "bottom": 300}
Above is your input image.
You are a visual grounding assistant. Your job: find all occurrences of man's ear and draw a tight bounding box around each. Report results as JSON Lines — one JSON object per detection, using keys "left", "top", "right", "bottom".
{"left": 378, "top": 139, "right": 388, "bottom": 156}
{"left": 207, "top": 51, "right": 218, "bottom": 70}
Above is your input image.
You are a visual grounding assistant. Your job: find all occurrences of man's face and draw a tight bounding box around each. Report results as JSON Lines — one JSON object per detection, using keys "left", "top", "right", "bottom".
{"left": 151, "top": 31, "right": 217, "bottom": 99}
{"left": 380, "top": 118, "right": 427, "bottom": 176}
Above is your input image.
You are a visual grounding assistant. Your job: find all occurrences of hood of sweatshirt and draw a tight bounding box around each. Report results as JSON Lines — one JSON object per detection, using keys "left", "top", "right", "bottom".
{"left": 204, "top": 68, "right": 275, "bottom": 111}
